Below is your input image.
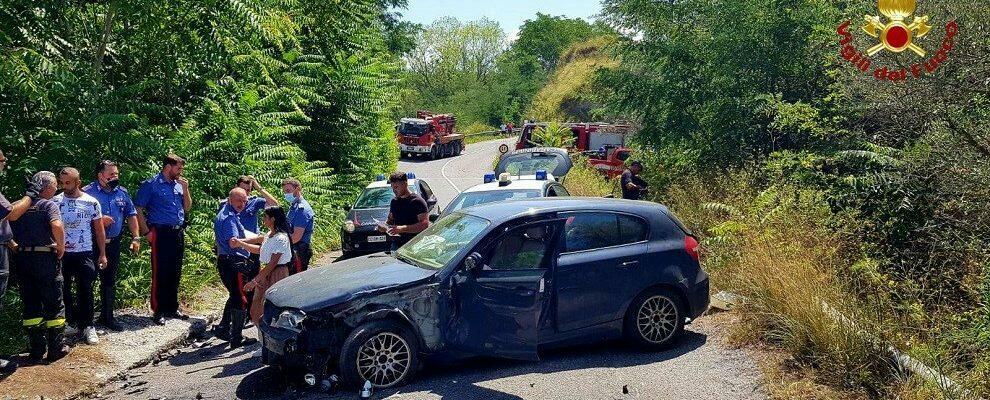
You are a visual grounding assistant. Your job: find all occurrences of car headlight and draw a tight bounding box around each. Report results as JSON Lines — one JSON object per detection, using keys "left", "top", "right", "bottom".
{"left": 273, "top": 309, "right": 306, "bottom": 332}
{"left": 344, "top": 220, "right": 355, "bottom": 233}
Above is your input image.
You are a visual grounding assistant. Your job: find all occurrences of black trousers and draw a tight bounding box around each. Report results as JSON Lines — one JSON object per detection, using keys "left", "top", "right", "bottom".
{"left": 218, "top": 255, "right": 256, "bottom": 315}
{"left": 0, "top": 246, "right": 9, "bottom": 318}
{"left": 98, "top": 236, "right": 122, "bottom": 323}
{"left": 149, "top": 226, "right": 184, "bottom": 315}
{"left": 15, "top": 251, "right": 65, "bottom": 330}
{"left": 291, "top": 241, "right": 312, "bottom": 275}
{"left": 63, "top": 251, "right": 96, "bottom": 329}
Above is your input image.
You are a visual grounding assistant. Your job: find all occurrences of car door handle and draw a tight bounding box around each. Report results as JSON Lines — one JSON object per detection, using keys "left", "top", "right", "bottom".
{"left": 620, "top": 260, "right": 639, "bottom": 268}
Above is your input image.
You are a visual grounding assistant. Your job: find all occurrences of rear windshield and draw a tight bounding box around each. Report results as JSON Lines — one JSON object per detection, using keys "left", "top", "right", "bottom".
{"left": 399, "top": 122, "right": 429, "bottom": 136}
{"left": 353, "top": 185, "right": 418, "bottom": 209}
{"left": 447, "top": 190, "right": 542, "bottom": 213}
{"left": 496, "top": 151, "right": 572, "bottom": 177}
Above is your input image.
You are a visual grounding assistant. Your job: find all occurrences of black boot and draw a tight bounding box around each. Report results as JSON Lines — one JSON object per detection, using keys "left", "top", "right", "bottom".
{"left": 212, "top": 309, "right": 232, "bottom": 342}
{"left": 229, "top": 310, "right": 257, "bottom": 349}
{"left": 45, "top": 327, "right": 71, "bottom": 363}
{"left": 27, "top": 328, "right": 47, "bottom": 362}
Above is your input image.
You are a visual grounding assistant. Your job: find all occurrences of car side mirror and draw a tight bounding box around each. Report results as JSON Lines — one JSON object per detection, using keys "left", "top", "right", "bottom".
{"left": 464, "top": 252, "right": 483, "bottom": 272}
{"left": 429, "top": 213, "right": 440, "bottom": 222}
{"left": 427, "top": 196, "right": 437, "bottom": 206}
{"left": 343, "top": 204, "right": 352, "bottom": 211}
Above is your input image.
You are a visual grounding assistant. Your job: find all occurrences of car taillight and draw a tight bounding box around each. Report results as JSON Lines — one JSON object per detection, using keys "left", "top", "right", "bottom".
{"left": 685, "top": 235, "right": 700, "bottom": 262}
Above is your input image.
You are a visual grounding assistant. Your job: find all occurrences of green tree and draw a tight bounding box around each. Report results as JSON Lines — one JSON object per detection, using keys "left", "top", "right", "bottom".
{"left": 514, "top": 13, "right": 610, "bottom": 71}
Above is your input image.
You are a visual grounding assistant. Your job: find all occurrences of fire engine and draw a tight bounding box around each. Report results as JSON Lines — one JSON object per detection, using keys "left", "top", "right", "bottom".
{"left": 396, "top": 111, "right": 465, "bottom": 159}
{"left": 513, "top": 122, "right": 634, "bottom": 178}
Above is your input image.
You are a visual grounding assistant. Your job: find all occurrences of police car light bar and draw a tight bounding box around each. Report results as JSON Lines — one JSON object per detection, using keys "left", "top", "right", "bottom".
{"left": 406, "top": 172, "right": 416, "bottom": 179}
{"left": 484, "top": 172, "right": 496, "bottom": 183}
{"left": 375, "top": 174, "right": 386, "bottom": 181}
{"left": 535, "top": 170, "right": 548, "bottom": 180}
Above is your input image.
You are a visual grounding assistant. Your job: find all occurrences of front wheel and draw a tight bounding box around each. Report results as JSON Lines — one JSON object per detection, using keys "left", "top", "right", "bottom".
{"left": 624, "top": 288, "right": 686, "bottom": 350}
{"left": 338, "top": 320, "right": 420, "bottom": 389}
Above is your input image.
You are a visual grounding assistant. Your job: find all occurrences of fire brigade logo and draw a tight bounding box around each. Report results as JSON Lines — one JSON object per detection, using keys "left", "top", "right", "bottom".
{"left": 836, "top": 0, "right": 959, "bottom": 82}
{"left": 861, "top": 0, "right": 932, "bottom": 56}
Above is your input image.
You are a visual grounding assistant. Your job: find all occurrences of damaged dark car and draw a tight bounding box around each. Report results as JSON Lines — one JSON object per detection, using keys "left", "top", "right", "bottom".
{"left": 259, "top": 198, "right": 709, "bottom": 389}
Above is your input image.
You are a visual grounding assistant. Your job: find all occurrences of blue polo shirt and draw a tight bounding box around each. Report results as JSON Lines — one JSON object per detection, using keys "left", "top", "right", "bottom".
{"left": 214, "top": 203, "right": 249, "bottom": 258}
{"left": 218, "top": 196, "right": 267, "bottom": 233}
{"left": 287, "top": 197, "right": 315, "bottom": 244}
{"left": 135, "top": 173, "right": 185, "bottom": 226}
{"left": 83, "top": 181, "right": 137, "bottom": 239}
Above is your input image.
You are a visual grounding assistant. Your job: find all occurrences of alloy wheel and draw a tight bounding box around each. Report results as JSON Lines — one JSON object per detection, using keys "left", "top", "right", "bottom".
{"left": 636, "top": 295, "right": 679, "bottom": 344}
{"left": 355, "top": 332, "right": 412, "bottom": 387}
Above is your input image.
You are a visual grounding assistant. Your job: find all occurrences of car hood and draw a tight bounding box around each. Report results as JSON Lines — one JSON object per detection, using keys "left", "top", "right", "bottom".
{"left": 265, "top": 254, "right": 436, "bottom": 312}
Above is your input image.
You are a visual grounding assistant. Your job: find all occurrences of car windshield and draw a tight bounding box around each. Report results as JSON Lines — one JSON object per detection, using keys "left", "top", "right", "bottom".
{"left": 503, "top": 155, "right": 560, "bottom": 176}
{"left": 399, "top": 122, "right": 429, "bottom": 136}
{"left": 447, "top": 190, "right": 542, "bottom": 213}
{"left": 396, "top": 213, "right": 490, "bottom": 270}
{"left": 353, "top": 186, "right": 416, "bottom": 209}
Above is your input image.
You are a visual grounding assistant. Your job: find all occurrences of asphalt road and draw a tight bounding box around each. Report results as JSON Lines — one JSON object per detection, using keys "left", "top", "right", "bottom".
{"left": 89, "top": 138, "right": 767, "bottom": 400}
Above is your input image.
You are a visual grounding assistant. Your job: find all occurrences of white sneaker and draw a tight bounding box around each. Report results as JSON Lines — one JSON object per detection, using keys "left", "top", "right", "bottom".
{"left": 83, "top": 326, "right": 100, "bottom": 345}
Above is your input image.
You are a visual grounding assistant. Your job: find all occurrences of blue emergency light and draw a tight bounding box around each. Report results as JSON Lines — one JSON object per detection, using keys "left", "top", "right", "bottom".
{"left": 375, "top": 174, "right": 386, "bottom": 181}
{"left": 406, "top": 172, "right": 416, "bottom": 179}
{"left": 535, "top": 170, "right": 548, "bottom": 180}
{"left": 484, "top": 172, "right": 496, "bottom": 183}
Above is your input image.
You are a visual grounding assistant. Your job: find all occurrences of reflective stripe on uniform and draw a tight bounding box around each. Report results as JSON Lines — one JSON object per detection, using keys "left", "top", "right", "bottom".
{"left": 44, "top": 318, "right": 66, "bottom": 328}
{"left": 23, "top": 317, "right": 43, "bottom": 327}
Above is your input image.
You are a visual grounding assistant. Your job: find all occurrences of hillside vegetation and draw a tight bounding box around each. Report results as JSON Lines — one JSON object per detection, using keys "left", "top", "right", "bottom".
{"left": 528, "top": 36, "right": 618, "bottom": 121}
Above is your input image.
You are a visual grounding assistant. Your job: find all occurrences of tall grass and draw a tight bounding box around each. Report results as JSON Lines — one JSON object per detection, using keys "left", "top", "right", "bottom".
{"left": 562, "top": 155, "right": 616, "bottom": 197}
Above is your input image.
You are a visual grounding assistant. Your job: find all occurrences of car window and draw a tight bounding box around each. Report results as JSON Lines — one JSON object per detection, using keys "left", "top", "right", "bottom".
{"left": 447, "top": 190, "right": 542, "bottom": 213}
{"left": 397, "top": 213, "right": 490, "bottom": 270}
{"left": 617, "top": 150, "right": 631, "bottom": 161}
{"left": 487, "top": 225, "right": 551, "bottom": 270}
{"left": 548, "top": 185, "right": 569, "bottom": 197}
{"left": 545, "top": 185, "right": 557, "bottom": 197}
{"left": 562, "top": 213, "right": 620, "bottom": 252}
{"left": 617, "top": 214, "right": 648, "bottom": 243}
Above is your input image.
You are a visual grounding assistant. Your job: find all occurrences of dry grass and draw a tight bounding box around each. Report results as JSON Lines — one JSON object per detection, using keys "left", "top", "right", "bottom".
{"left": 527, "top": 36, "right": 618, "bottom": 121}
{"left": 562, "top": 155, "right": 616, "bottom": 197}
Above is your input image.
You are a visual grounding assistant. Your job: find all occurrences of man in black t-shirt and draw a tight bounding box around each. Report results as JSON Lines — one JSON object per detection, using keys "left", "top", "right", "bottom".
{"left": 381, "top": 172, "right": 430, "bottom": 250}
{"left": 620, "top": 161, "right": 649, "bottom": 200}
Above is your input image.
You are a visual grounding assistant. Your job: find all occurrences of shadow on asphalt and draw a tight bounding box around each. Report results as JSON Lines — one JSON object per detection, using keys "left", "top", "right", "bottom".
{"left": 232, "top": 330, "right": 707, "bottom": 399}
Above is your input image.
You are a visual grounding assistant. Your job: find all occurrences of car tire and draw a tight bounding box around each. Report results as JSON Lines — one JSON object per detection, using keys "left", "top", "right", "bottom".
{"left": 338, "top": 319, "right": 420, "bottom": 389}
{"left": 624, "top": 287, "right": 686, "bottom": 350}
{"left": 429, "top": 145, "right": 438, "bottom": 160}
{"left": 454, "top": 140, "right": 463, "bottom": 156}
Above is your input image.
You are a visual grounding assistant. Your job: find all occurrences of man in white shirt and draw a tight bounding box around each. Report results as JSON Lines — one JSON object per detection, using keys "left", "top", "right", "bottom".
{"left": 54, "top": 167, "right": 106, "bottom": 345}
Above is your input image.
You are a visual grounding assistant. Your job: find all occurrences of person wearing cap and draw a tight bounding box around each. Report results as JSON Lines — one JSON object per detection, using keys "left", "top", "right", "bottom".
{"left": 620, "top": 161, "right": 649, "bottom": 200}
{"left": 135, "top": 154, "right": 192, "bottom": 325}
{"left": 10, "top": 171, "right": 70, "bottom": 363}
{"left": 282, "top": 178, "right": 314, "bottom": 274}
{"left": 380, "top": 172, "right": 429, "bottom": 250}
{"left": 83, "top": 160, "right": 141, "bottom": 331}
{"left": 0, "top": 148, "right": 38, "bottom": 374}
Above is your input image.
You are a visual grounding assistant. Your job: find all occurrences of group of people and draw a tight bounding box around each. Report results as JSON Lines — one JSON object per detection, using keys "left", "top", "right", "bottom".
{"left": 0, "top": 149, "right": 319, "bottom": 372}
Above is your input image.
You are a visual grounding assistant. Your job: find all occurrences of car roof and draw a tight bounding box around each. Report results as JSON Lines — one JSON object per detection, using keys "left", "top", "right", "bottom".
{"left": 365, "top": 179, "right": 420, "bottom": 189}
{"left": 458, "top": 197, "right": 668, "bottom": 222}
{"left": 461, "top": 175, "right": 553, "bottom": 194}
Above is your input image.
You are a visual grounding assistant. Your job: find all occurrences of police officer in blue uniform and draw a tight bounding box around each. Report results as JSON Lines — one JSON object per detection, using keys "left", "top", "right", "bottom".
{"left": 212, "top": 188, "right": 258, "bottom": 349}
{"left": 135, "top": 154, "right": 192, "bottom": 325}
{"left": 83, "top": 160, "right": 141, "bottom": 331}
{"left": 281, "top": 178, "right": 314, "bottom": 274}
{"left": 0, "top": 148, "right": 38, "bottom": 374}
{"left": 218, "top": 176, "right": 277, "bottom": 269}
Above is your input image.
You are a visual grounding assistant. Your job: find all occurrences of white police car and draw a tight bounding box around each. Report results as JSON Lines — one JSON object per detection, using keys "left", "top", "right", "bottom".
{"left": 441, "top": 170, "right": 570, "bottom": 218}
{"left": 341, "top": 173, "right": 441, "bottom": 256}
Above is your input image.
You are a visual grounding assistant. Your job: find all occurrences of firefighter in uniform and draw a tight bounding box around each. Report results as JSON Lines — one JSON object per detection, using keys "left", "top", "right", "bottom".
{"left": 282, "top": 178, "right": 314, "bottom": 275}
{"left": 10, "top": 171, "right": 70, "bottom": 363}
{"left": 0, "top": 148, "right": 36, "bottom": 374}
{"left": 212, "top": 188, "right": 258, "bottom": 349}
{"left": 135, "top": 154, "right": 192, "bottom": 325}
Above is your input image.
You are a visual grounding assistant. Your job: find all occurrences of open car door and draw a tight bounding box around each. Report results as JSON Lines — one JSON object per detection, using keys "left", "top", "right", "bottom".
{"left": 447, "top": 221, "right": 558, "bottom": 361}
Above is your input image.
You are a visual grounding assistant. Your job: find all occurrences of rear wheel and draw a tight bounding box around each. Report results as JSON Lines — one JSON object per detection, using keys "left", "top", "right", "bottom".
{"left": 429, "top": 145, "right": 439, "bottom": 160}
{"left": 454, "top": 140, "right": 463, "bottom": 155}
{"left": 339, "top": 320, "right": 420, "bottom": 389}
{"left": 624, "top": 288, "right": 686, "bottom": 350}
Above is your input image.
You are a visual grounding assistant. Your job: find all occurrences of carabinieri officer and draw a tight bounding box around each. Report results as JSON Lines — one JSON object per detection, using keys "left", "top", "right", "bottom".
{"left": 135, "top": 154, "right": 192, "bottom": 325}
{"left": 83, "top": 160, "right": 140, "bottom": 331}
{"left": 212, "top": 188, "right": 257, "bottom": 349}
{"left": 281, "top": 178, "right": 314, "bottom": 274}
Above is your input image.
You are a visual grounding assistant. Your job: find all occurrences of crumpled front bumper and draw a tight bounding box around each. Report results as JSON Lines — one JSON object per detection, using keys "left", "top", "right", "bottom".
{"left": 259, "top": 307, "right": 342, "bottom": 376}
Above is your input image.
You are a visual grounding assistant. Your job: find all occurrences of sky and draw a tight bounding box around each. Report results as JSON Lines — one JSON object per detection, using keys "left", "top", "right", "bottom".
{"left": 399, "top": 0, "right": 603, "bottom": 40}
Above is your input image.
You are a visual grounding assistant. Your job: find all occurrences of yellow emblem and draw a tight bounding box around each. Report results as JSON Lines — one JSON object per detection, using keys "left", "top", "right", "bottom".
{"left": 862, "top": 0, "right": 933, "bottom": 56}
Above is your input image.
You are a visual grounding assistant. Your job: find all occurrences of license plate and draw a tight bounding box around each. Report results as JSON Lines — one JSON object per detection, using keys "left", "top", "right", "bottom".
{"left": 367, "top": 235, "right": 386, "bottom": 243}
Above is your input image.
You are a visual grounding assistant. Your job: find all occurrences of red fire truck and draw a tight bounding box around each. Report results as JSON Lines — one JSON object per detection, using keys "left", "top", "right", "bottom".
{"left": 513, "top": 122, "right": 634, "bottom": 178}
{"left": 396, "top": 111, "right": 465, "bottom": 160}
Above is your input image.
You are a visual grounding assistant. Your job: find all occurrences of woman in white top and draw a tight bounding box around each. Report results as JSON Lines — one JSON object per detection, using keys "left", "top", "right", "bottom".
{"left": 231, "top": 206, "right": 293, "bottom": 325}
